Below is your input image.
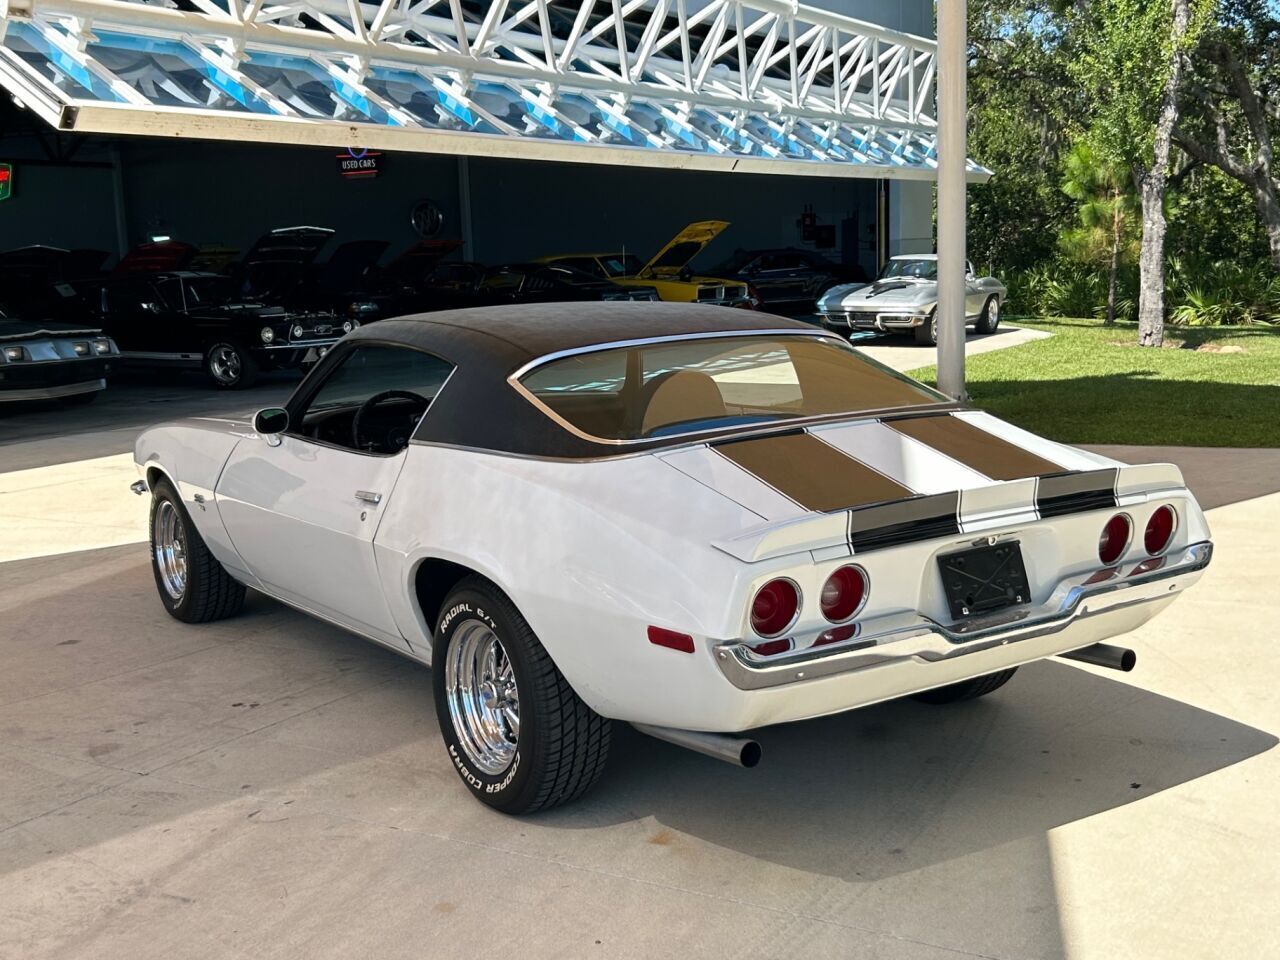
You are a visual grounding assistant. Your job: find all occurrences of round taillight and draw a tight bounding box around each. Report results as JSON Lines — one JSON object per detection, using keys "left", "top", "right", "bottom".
{"left": 820, "top": 565, "right": 869, "bottom": 622}
{"left": 1144, "top": 505, "right": 1177, "bottom": 556}
{"left": 750, "top": 578, "right": 800, "bottom": 638}
{"left": 1098, "top": 513, "right": 1132, "bottom": 566}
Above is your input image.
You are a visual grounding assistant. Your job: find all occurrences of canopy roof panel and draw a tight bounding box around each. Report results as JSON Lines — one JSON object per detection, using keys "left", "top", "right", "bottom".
{"left": 0, "top": 0, "right": 989, "bottom": 179}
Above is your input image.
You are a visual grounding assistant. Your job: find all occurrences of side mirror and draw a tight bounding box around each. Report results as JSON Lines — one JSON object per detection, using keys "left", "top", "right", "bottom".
{"left": 254, "top": 407, "right": 289, "bottom": 436}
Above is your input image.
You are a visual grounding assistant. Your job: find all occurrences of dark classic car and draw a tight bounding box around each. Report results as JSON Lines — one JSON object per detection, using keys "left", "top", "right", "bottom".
{"left": 309, "top": 239, "right": 485, "bottom": 321}
{"left": 0, "top": 310, "right": 118, "bottom": 405}
{"left": 475, "top": 263, "right": 660, "bottom": 304}
{"left": 711, "top": 248, "right": 868, "bottom": 308}
{"left": 57, "top": 271, "right": 348, "bottom": 389}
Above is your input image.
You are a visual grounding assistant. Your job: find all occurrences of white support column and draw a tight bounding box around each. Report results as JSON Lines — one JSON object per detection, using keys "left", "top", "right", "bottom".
{"left": 935, "top": 0, "right": 966, "bottom": 400}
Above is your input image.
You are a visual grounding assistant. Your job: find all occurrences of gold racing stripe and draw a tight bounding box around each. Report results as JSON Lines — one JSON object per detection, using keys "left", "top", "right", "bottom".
{"left": 885, "top": 414, "right": 1064, "bottom": 482}
{"left": 712, "top": 431, "right": 913, "bottom": 513}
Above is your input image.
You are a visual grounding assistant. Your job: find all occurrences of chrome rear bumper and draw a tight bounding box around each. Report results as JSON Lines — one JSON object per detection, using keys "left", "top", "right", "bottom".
{"left": 713, "top": 541, "right": 1212, "bottom": 691}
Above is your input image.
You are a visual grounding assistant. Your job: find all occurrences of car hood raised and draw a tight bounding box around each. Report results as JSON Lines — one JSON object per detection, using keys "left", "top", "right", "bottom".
{"left": 638, "top": 220, "right": 730, "bottom": 278}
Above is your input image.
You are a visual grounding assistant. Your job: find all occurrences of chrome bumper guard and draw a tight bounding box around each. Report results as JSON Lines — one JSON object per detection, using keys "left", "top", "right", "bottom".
{"left": 819, "top": 311, "right": 926, "bottom": 331}
{"left": 713, "top": 541, "right": 1212, "bottom": 691}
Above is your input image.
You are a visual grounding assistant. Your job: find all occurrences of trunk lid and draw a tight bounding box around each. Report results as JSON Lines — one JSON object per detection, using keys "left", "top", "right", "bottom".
{"left": 658, "top": 411, "right": 1184, "bottom": 561}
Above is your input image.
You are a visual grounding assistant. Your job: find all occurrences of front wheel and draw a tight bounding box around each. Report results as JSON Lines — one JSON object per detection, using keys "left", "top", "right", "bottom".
{"left": 911, "top": 668, "right": 1017, "bottom": 704}
{"left": 433, "top": 577, "right": 612, "bottom": 814}
{"left": 976, "top": 296, "right": 1001, "bottom": 334}
{"left": 204, "top": 341, "right": 259, "bottom": 389}
{"left": 149, "top": 479, "right": 245, "bottom": 623}
{"left": 913, "top": 310, "right": 939, "bottom": 346}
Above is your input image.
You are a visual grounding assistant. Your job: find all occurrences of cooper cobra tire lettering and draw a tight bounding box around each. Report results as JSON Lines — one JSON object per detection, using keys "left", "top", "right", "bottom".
{"left": 432, "top": 576, "right": 612, "bottom": 813}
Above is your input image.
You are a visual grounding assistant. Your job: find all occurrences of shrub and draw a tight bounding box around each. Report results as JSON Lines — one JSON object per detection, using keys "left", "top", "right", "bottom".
{"left": 1007, "top": 257, "right": 1276, "bottom": 324}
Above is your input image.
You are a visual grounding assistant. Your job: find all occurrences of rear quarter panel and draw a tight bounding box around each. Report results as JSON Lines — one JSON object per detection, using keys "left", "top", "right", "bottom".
{"left": 373, "top": 443, "right": 768, "bottom": 718}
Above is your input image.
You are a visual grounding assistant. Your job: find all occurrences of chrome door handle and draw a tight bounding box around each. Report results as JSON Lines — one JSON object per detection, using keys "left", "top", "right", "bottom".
{"left": 355, "top": 490, "right": 382, "bottom": 505}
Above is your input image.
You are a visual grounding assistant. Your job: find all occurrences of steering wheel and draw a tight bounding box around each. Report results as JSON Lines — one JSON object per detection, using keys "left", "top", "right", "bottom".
{"left": 351, "top": 389, "right": 430, "bottom": 452}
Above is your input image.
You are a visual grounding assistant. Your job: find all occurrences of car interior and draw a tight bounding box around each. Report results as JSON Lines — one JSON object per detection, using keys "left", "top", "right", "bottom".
{"left": 292, "top": 343, "right": 453, "bottom": 455}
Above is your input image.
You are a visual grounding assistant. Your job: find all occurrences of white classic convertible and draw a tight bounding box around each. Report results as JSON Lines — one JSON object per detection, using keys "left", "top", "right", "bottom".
{"left": 134, "top": 303, "right": 1211, "bottom": 813}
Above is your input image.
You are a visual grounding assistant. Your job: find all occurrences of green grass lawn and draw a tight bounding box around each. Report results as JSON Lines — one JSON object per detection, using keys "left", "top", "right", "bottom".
{"left": 907, "top": 318, "right": 1280, "bottom": 448}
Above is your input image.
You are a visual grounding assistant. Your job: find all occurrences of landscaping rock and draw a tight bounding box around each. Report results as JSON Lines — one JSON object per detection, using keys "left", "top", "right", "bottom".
{"left": 1195, "top": 343, "right": 1246, "bottom": 354}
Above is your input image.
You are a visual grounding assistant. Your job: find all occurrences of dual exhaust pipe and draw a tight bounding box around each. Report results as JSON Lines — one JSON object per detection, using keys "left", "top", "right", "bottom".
{"left": 632, "top": 642, "right": 1135, "bottom": 769}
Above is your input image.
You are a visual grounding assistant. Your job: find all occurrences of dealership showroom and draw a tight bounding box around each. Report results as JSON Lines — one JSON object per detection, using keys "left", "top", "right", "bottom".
{"left": 1, "top": 0, "right": 1277, "bottom": 958}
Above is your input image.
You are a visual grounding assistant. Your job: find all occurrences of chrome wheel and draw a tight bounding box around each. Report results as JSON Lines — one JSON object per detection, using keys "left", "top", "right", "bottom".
{"left": 988, "top": 298, "right": 1001, "bottom": 329}
{"left": 208, "top": 344, "right": 242, "bottom": 385}
{"left": 152, "top": 500, "right": 188, "bottom": 601}
{"left": 444, "top": 620, "right": 520, "bottom": 775}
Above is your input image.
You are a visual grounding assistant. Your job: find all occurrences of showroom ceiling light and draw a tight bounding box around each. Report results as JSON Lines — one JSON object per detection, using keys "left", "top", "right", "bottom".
{"left": 0, "top": 0, "right": 989, "bottom": 179}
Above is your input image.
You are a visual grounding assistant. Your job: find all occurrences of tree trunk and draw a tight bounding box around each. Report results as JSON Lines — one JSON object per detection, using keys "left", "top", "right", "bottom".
{"left": 1136, "top": 0, "right": 1192, "bottom": 348}
{"left": 1137, "top": 178, "right": 1168, "bottom": 345}
{"left": 1256, "top": 181, "right": 1280, "bottom": 271}
{"left": 1106, "top": 199, "right": 1121, "bottom": 325}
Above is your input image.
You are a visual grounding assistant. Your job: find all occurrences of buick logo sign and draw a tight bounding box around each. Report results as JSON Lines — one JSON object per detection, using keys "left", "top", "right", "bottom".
{"left": 411, "top": 199, "right": 444, "bottom": 238}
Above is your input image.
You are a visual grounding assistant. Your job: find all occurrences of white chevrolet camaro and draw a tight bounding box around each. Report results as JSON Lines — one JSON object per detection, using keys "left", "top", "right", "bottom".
{"left": 133, "top": 303, "right": 1212, "bottom": 813}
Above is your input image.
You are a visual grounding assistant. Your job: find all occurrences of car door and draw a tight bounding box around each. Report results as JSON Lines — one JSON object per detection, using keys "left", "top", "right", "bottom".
{"left": 214, "top": 342, "right": 454, "bottom": 644}
{"left": 99, "top": 278, "right": 179, "bottom": 356}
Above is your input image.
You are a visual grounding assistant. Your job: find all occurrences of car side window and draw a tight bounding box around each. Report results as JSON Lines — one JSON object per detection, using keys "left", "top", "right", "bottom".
{"left": 106, "top": 280, "right": 161, "bottom": 315}
{"left": 293, "top": 344, "right": 454, "bottom": 455}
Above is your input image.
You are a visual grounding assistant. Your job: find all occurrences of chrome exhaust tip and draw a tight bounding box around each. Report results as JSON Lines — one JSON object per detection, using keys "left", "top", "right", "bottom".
{"left": 1058, "top": 642, "right": 1137, "bottom": 672}
{"left": 631, "top": 723, "right": 761, "bottom": 768}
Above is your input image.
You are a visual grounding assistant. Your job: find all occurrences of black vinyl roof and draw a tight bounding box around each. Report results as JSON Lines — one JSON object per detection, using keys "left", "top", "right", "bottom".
{"left": 344, "top": 302, "right": 823, "bottom": 458}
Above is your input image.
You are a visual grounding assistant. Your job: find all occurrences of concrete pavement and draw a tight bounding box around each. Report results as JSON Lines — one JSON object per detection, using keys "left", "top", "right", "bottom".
{"left": 1, "top": 403, "right": 1277, "bottom": 959}
{"left": 851, "top": 323, "right": 1052, "bottom": 374}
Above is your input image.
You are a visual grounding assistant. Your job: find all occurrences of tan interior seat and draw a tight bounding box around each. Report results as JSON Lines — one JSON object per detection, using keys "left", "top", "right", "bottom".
{"left": 640, "top": 370, "right": 728, "bottom": 435}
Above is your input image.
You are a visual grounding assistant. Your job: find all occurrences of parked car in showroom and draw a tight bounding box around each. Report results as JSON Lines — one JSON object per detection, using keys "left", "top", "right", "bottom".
{"left": 132, "top": 302, "right": 1211, "bottom": 813}
{"left": 538, "top": 220, "right": 754, "bottom": 307}
{"left": 474, "top": 262, "right": 660, "bottom": 304}
{"left": 55, "top": 271, "right": 348, "bottom": 388}
{"left": 711, "top": 247, "right": 868, "bottom": 308}
{"left": 0, "top": 308, "right": 118, "bottom": 405}
{"left": 328, "top": 239, "right": 483, "bottom": 320}
{"left": 817, "top": 254, "right": 1006, "bottom": 345}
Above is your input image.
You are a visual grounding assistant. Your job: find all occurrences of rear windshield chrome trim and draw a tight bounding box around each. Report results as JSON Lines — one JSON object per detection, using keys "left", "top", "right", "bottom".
{"left": 507, "top": 328, "right": 841, "bottom": 382}
{"left": 506, "top": 328, "right": 944, "bottom": 448}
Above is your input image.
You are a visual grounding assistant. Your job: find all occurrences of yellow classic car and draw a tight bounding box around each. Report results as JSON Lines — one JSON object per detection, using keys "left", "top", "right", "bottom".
{"left": 537, "top": 221, "right": 756, "bottom": 307}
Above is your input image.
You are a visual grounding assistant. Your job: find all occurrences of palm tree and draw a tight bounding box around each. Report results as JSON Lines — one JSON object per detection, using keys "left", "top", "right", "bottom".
{"left": 1061, "top": 142, "right": 1139, "bottom": 325}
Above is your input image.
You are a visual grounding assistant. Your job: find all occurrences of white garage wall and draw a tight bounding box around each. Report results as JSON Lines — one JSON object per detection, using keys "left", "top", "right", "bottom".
{"left": 890, "top": 181, "right": 935, "bottom": 256}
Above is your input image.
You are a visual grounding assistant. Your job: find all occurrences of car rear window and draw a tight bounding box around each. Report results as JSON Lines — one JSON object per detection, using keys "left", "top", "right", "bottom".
{"left": 516, "top": 334, "right": 946, "bottom": 442}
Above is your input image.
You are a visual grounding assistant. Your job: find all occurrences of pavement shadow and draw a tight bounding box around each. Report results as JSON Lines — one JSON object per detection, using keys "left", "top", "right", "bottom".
{"left": 546, "top": 660, "right": 1276, "bottom": 884}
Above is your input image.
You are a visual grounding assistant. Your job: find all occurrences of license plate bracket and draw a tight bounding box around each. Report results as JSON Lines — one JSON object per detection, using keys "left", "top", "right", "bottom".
{"left": 937, "top": 541, "right": 1030, "bottom": 621}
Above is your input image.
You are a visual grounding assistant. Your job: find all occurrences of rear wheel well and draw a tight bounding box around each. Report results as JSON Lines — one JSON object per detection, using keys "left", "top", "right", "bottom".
{"left": 146, "top": 466, "right": 170, "bottom": 492}
{"left": 414, "top": 558, "right": 485, "bottom": 636}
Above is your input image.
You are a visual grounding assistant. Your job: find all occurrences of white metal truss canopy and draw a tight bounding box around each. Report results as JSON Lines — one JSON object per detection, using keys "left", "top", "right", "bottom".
{"left": 0, "top": 0, "right": 990, "bottom": 179}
